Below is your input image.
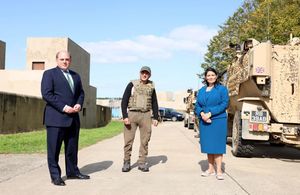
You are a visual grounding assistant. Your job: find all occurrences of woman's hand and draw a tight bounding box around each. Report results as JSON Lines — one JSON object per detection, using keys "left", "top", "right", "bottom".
{"left": 201, "top": 112, "right": 212, "bottom": 123}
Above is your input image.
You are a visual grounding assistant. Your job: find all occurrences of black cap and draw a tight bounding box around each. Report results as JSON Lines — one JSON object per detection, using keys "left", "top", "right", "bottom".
{"left": 140, "top": 66, "right": 151, "bottom": 75}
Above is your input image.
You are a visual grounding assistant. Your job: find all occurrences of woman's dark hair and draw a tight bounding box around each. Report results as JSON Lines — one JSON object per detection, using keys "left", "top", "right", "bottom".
{"left": 202, "top": 67, "right": 220, "bottom": 86}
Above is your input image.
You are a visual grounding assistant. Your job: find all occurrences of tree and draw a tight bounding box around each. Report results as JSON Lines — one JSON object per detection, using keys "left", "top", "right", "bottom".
{"left": 242, "top": 0, "right": 300, "bottom": 44}
{"left": 201, "top": 0, "right": 300, "bottom": 75}
{"left": 201, "top": 0, "right": 257, "bottom": 75}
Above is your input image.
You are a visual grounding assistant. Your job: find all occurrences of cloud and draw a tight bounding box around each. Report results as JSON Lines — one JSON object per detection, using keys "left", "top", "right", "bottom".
{"left": 81, "top": 25, "right": 217, "bottom": 64}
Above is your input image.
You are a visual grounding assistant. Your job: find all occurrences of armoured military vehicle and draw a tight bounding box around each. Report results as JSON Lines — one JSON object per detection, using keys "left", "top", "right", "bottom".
{"left": 226, "top": 36, "right": 300, "bottom": 157}
{"left": 183, "top": 89, "right": 195, "bottom": 129}
{"left": 183, "top": 89, "right": 199, "bottom": 135}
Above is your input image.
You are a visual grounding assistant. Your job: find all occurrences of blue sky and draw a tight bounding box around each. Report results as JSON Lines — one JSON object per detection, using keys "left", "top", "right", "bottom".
{"left": 0, "top": 0, "right": 243, "bottom": 97}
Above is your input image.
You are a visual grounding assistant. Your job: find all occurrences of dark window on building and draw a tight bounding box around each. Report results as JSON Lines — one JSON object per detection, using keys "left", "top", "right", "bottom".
{"left": 83, "top": 108, "right": 86, "bottom": 116}
{"left": 32, "top": 62, "right": 45, "bottom": 70}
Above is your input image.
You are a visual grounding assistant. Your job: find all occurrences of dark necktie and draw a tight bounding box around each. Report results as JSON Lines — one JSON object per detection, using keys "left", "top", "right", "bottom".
{"left": 64, "top": 71, "right": 74, "bottom": 93}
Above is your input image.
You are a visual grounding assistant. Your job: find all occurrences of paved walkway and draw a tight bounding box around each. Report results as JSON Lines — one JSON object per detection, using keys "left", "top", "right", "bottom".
{"left": 1, "top": 122, "right": 299, "bottom": 195}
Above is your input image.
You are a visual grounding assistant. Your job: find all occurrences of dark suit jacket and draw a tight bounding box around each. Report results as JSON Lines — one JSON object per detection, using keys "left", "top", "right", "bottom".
{"left": 41, "top": 66, "right": 85, "bottom": 127}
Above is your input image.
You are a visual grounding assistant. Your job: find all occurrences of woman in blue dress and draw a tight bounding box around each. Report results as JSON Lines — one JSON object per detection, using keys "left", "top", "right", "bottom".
{"left": 195, "top": 67, "right": 229, "bottom": 180}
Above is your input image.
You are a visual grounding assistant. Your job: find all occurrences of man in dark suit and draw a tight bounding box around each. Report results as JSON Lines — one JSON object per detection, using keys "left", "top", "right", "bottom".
{"left": 41, "top": 51, "right": 90, "bottom": 186}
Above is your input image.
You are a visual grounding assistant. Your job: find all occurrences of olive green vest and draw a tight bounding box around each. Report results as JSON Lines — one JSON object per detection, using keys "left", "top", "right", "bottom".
{"left": 128, "top": 79, "right": 154, "bottom": 112}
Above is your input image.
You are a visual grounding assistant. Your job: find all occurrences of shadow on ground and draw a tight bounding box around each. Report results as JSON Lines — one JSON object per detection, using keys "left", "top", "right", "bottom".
{"left": 80, "top": 160, "right": 113, "bottom": 174}
{"left": 252, "top": 144, "right": 300, "bottom": 162}
{"left": 227, "top": 138, "right": 300, "bottom": 162}
{"left": 62, "top": 160, "right": 113, "bottom": 180}
{"left": 131, "top": 155, "right": 168, "bottom": 168}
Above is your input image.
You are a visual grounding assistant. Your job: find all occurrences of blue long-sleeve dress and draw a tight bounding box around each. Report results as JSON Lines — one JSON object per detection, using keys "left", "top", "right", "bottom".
{"left": 195, "top": 84, "right": 229, "bottom": 154}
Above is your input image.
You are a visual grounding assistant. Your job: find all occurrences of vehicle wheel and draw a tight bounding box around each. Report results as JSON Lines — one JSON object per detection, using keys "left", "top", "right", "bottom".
{"left": 232, "top": 111, "right": 254, "bottom": 157}
{"left": 227, "top": 114, "right": 234, "bottom": 137}
{"left": 184, "top": 120, "right": 188, "bottom": 127}
{"left": 194, "top": 118, "right": 199, "bottom": 132}
{"left": 226, "top": 114, "right": 234, "bottom": 144}
{"left": 188, "top": 122, "right": 194, "bottom": 129}
{"left": 171, "top": 116, "right": 177, "bottom": 122}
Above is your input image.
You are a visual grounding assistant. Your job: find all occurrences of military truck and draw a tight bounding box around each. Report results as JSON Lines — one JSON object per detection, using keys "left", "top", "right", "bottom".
{"left": 183, "top": 89, "right": 195, "bottom": 129}
{"left": 183, "top": 89, "right": 199, "bottom": 136}
{"left": 226, "top": 36, "right": 300, "bottom": 157}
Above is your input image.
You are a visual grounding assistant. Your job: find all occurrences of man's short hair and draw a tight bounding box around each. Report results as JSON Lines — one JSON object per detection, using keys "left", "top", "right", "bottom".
{"left": 56, "top": 51, "right": 71, "bottom": 59}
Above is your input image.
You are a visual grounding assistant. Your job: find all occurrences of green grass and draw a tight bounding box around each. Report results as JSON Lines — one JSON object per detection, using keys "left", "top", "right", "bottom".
{"left": 0, "top": 121, "right": 123, "bottom": 154}
{"left": 78, "top": 121, "right": 123, "bottom": 149}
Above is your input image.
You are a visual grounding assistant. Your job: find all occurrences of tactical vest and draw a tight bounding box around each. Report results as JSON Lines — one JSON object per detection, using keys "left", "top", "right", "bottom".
{"left": 128, "top": 79, "right": 154, "bottom": 112}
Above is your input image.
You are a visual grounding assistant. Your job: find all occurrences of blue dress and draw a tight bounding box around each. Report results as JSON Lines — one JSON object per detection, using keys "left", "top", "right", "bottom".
{"left": 195, "top": 84, "right": 229, "bottom": 154}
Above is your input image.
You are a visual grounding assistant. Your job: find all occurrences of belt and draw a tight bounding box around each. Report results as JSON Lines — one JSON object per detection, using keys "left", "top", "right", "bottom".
{"left": 129, "top": 110, "right": 150, "bottom": 113}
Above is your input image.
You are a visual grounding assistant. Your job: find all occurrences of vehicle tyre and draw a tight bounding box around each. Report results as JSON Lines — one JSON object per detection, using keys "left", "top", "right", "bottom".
{"left": 227, "top": 114, "right": 234, "bottom": 138}
{"left": 232, "top": 111, "right": 254, "bottom": 157}
{"left": 226, "top": 114, "right": 234, "bottom": 144}
{"left": 171, "top": 116, "right": 177, "bottom": 122}
{"left": 184, "top": 120, "right": 188, "bottom": 127}
{"left": 194, "top": 118, "right": 199, "bottom": 132}
{"left": 188, "top": 122, "right": 194, "bottom": 129}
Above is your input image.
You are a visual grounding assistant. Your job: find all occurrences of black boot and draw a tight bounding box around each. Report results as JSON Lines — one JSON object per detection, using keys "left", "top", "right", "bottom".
{"left": 138, "top": 163, "right": 149, "bottom": 172}
{"left": 122, "top": 161, "right": 131, "bottom": 172}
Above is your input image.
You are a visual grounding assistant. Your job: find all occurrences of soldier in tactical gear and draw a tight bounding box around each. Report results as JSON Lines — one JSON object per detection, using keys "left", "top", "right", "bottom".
{"left": 121, "top": 66, "right": 159, "bottom": 172}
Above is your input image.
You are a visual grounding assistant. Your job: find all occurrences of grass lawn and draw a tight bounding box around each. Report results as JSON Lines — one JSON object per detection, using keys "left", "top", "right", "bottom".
{"left": 0, "top": 121, "right": 123, "bottom": 154}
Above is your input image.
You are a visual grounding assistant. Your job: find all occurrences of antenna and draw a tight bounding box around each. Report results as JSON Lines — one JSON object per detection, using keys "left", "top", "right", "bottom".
{"left": 267, "top": 2, "right": 270, "bottom": 41}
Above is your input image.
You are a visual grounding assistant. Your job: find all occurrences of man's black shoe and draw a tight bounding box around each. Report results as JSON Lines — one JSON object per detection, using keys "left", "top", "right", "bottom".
{"left": 67, "top": 173, "right": 90, "bottom": 179}
{"left": 122, "top": 161, "right": 131, "bottom": 172}
{"left": 51, "top": 178, "right": 66, "bottom": 186}
{"left": 138, "top": 163, "right": 149, "bottom": 172}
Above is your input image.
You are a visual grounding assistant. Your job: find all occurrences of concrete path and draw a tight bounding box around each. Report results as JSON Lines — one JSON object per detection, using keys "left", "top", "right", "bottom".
{"left": 0, "top": 122, "right": 300, "bottom": 195}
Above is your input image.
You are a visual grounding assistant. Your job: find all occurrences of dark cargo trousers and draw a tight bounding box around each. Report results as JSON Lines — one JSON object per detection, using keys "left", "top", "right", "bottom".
{"left": 123, "top": 110, "right": 152, "bottom": 164}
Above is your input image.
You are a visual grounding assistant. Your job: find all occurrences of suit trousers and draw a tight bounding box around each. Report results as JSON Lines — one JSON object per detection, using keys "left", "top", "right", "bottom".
{"left": 123, "top": 111, "right": 152, "bottom": 164}
{"left": 46, "top": 119, "right": 80, "bottom": 180}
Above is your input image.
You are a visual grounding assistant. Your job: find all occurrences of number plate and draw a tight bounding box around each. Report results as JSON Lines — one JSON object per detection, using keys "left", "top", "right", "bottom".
{"left": 250, "top": 110, "right": 268, "bottom": 123}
